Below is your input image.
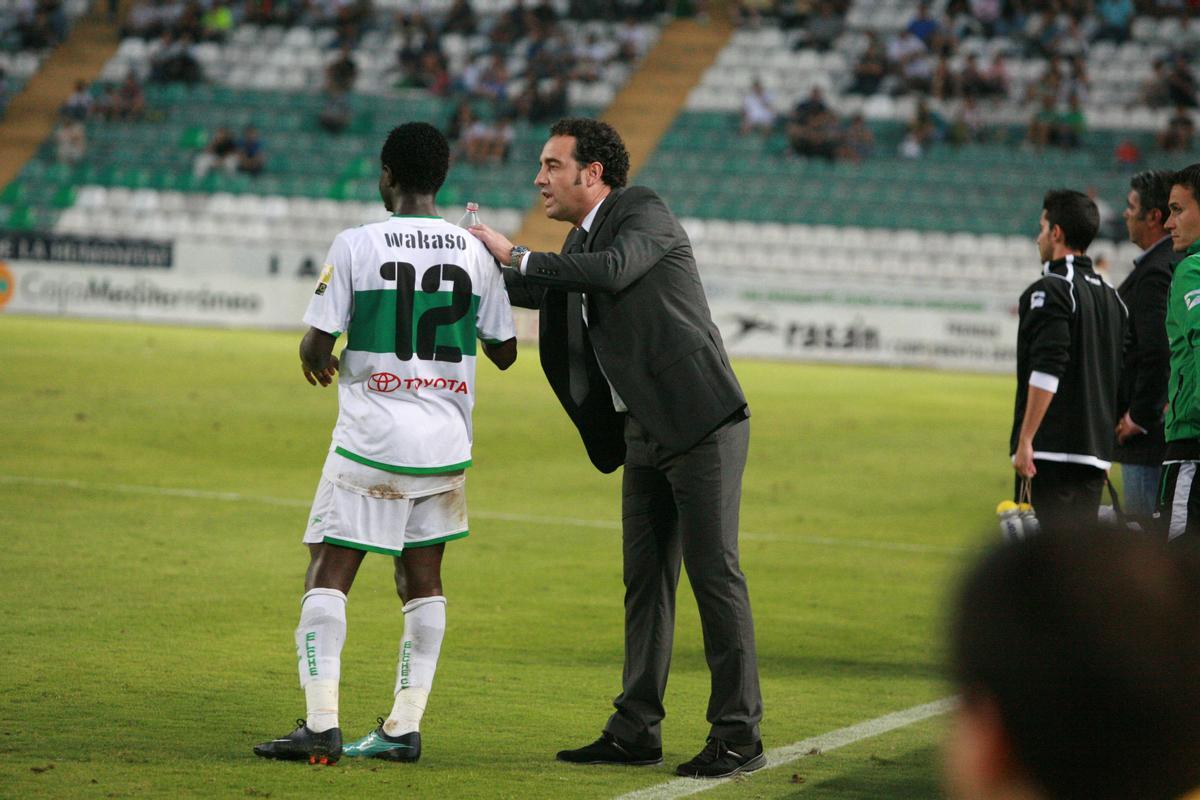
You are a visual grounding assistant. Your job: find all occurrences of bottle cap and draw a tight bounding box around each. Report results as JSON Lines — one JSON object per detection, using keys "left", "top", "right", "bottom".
{"left": 465, "top": 202, "right": 479, "bottom": 212}
{"left": 996, "top": 500, "right": 1018, "bottom": 514}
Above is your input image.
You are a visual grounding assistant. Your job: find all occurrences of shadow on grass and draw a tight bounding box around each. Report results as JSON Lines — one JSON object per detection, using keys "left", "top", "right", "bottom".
{"left": 783, "top": 744, "right": 942, "bottom": 799}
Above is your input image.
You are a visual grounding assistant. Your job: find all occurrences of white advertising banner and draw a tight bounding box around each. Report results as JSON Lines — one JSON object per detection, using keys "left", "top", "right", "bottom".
{"left": 0, "top": 260, "right": 315, "bottom": 328}
{"left": 0, "top": 248, "right": 1018, "bottom": 373}
{"left": 703, "top": 279, "right": 1019, "bottom": 373}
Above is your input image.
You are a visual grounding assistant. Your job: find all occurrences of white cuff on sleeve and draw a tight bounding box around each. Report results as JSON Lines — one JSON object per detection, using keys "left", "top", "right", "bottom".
{"left": 518, "top": 252, "right": 530, "bottom": 275}
{"left": 1029, "top": 371, "right": 1060, "bottom": 393}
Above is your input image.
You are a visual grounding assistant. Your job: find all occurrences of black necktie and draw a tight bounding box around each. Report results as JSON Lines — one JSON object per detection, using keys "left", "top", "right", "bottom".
{"left": 564, "top": 228, "right": 589, "bottom": 405}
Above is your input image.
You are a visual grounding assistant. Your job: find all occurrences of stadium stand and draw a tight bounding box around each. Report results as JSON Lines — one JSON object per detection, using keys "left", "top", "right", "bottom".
{"left": 1, "top": 0, "right": 662, "bottom": 243}
{"left": 0, "top": 0, "right": 1187, "bottom": 297}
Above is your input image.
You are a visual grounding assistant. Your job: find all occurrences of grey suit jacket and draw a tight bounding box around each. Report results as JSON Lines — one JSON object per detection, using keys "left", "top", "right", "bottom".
{"left": 506, "top": 186, "right": 747, "bottom": 472}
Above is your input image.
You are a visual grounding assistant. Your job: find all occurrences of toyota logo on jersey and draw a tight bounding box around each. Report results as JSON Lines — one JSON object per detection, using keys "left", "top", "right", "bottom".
{"left": 368, "top": 372, "right": 401, "bottom": 392}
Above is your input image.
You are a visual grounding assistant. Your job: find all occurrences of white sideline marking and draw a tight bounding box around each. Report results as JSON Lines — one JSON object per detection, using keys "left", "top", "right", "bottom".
{"left": 612, "top": 697, "right": 957, "bottom": 800}
{"left": 0, "top": 475, "right": 960, "bottom": 555}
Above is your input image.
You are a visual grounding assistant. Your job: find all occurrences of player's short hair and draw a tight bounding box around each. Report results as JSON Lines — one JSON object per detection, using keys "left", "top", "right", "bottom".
{"left": 1171, "top": 162, "right": 1200, "bottom": 206}
{"left": 380, "top": 122, "right": 449, "bottom": 196}
{"left": 1042, "top": 189, "right": 1099, "bottom": 252}
{"left": 1130, "top": 170, "right": 1172, "bottom": 223}
{"left": 549, "top": 117, "right": 629, "bottom": 188}
{"left": 951, "top": 529, "right": 1200, "bottom": 800}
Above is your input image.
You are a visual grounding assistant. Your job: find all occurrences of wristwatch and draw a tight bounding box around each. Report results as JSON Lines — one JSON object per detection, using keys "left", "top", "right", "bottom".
{"left": 509, "top": 245, "right": 529, "bottom": 270}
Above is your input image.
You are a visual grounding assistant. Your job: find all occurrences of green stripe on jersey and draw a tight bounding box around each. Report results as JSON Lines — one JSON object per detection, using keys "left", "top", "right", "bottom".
{"left": 348, "top": 289, "right": 480, "bottom": 357}
{"left": 335, "top": 446, "right": 471, "bottom": 474}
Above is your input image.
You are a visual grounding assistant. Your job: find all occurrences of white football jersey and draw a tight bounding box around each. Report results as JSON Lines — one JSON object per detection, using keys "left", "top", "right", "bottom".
{"left": 303, "top": 214, "right": 515, "bottom": 474}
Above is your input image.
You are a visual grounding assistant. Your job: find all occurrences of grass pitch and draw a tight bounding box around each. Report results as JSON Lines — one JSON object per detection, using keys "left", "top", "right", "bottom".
{"left": 0, "top": 315, "right": 1015, "bottom": 799}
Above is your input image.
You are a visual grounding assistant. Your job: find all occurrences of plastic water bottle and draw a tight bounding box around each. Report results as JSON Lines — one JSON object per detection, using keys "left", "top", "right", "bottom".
{"left": 1017, "top": 503, "right": 1040, "bottom": 537}
{"left": 996, "top": 500, "right": 1024, "bottom": 541}
{"left": 458, "top": 201, "right": 480, "bottom": 228}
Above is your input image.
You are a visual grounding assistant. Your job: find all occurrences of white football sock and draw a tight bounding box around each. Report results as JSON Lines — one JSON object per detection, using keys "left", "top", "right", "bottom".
{"left": 295, "top": 588, "right": 347, "bottom": 733}
{"left": 385, "top": 595, "right": 445, "bottom": 736}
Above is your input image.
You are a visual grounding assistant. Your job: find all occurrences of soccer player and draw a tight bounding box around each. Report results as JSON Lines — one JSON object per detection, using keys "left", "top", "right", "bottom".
{"left": 1010, "top": 190, "right": 1126, "bottom": 533}
{"left": 1159, "top": 164, "right": 1200, "bottom": 540}
{"left": 253, "top": 122, "right": 516, "bottom": 765}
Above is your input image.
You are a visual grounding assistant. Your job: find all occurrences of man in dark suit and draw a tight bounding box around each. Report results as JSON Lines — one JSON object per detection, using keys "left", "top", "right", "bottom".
{"left": 469, "top": 117, "right": 764, "bottom": 779}
{"left": 1115, "top": 170, "right": 1176, "bottom": 516}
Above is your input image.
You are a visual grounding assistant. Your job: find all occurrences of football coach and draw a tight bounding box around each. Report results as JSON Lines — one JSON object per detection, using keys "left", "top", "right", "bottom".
{"left": 469, "top": 117, "right": 764, "bottom": 779}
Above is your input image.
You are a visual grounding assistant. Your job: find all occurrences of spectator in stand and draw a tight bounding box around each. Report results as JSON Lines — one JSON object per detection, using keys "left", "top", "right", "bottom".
{"left": 949, "top": 95, "right": 987, "bottom": 144}
{"left": 740, "top": 78, "right": 777, "bottom": 136}
{"left": 906, "top": 0, "right": 940, "bottom": 46}
{"left": 55, "top": 113, "right": 86, "bottom": 166}
{"left": 615, "top": 16, "right": 650, "bottom": 62}
{"left": 193, "top": 126, "right": 239, "bottom": 178}
{"left": 802, "top": 1, "right": 842, "bottom": 52}
{"left": 1168, "top": 53, "right": 1198, "bottom": 109}
{"left": 984, "top": 51, "right": 1010, "bottom": 97}
{"left": 445, "top": 99, "right": 474, "bottom": 145}
{"left": 931, "top": 54, "right": 956, "bottom": 100}
{"left": 1095, "top": 0, "right": 1135, "bottom": 42}
{"left": 848, "top": 31, "right": 887, "bottom": 95}
{"left": 887, "top": 29, "right": 933, "bottom": 94}
{"left": 968, "top": 0, "right": 1002, "bottom": 37}
{"left": 148, "top": 32, "right": 203, "bottom": 83}
{"left": 836, "top": 113, "right": 874, "bottom": 163}
{"left": 1026, "top": 9, "right": 1063, "bottom": 58}
{"left": 1159, "top": 105, "right": 1196, "bottom": 152}
{"left": 441, "top": 0, "right": 478, "bottom": 35}
{"left": 1026, "top": 93, "right": 1058, "bottom": 150}
{"left": 62, "top": 79, "right": 92, "bottom": 121}
{"left": 326, "top": 46, "right": 358, "bottom": 93}
{"left": 473, "top": 55, "right": 510, "bottom": 104}
{"left": 461, "top": 113, "right": 497, "bottom": 165}
{"left": 318, "top": 90, "right": 351, "bottom": 134}
{"left": 525, "top": 75, "right": 569, "bottom": 122}
{"left": 237, "top": 126, "right": 266, "bottom": 176}
{"left": 1142, "top": 60, "right": 1172, "bottom": 109}
{"left": 115, "top": 70, "right": 145, "bottom": 120}
{"left": 959, "top": 53, "right": 988, "bottom": 98}
{"left": 1054, "top": 94, "right": 1086, "bottom": 149}
{"left": 201, "top": 0, "right": 233, "bottom": 41}
{"left": 786, "top": 90, "right": 838, "bottom": 160}
{"left": 945, "top": 0, "right": 984, "bottom": 41}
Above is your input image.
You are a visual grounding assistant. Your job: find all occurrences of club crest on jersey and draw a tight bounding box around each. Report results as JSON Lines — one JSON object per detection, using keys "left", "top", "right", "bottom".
{"left": 1187, "top": 289, "right": 1200, "bottom": 311}
{"left": 1030, "top": 290, "right": 1046, "bottom": 310}
{"left": 314, "top": 263, "right": 334, "bottom": 295}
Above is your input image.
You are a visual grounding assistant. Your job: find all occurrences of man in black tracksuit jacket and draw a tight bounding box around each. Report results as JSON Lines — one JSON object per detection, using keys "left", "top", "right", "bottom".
{"left": 1011, "top": 190, "right": 1127, "bottom": 533}
{"left": 1114, "top": 171, "right": 1176, "bottom": 517}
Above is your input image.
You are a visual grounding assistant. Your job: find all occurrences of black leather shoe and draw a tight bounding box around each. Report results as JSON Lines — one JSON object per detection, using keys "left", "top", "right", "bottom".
{"left": 556, "top": 731, "right": 663, "bottom": 766}
{"left": 253, "top": 719, "right": 342, "bottom": 765}
{"left": 675, "top": 737, "right": 766, "bottom": 778}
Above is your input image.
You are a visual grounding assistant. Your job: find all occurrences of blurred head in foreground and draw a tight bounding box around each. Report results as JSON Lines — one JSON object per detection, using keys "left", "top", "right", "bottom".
{"left": 945, "top": 530, "right": 1200, "bottom": 800}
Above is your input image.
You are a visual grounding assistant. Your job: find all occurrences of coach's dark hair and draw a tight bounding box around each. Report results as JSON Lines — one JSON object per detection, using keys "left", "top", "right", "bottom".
{"left": 1042, "top": 189, "right": 1099, "bottom": 252}
{"left": 1172, "top": 162, "right": 1200, "bottom": 207}
{"left": 549, "top": 117, "right": 629, "bottom": 188}
{"left": 1130, "top": 170, "right": 1172, "bottom": 224}
{"left": 380, "top": 122, "right": 449, "bottom": 195}
{"left": 950, "top": 530, "right": 1200, "bottom": 800}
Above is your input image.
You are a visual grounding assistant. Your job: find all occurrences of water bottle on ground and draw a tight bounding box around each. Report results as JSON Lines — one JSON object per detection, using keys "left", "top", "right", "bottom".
{"left": 458, "top": 202, "right": 480, "bottom": 228}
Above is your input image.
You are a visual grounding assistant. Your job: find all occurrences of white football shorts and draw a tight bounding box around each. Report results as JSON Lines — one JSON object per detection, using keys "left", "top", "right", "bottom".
{"left": 302, "top": 448, "right": 469, "bottom": 557}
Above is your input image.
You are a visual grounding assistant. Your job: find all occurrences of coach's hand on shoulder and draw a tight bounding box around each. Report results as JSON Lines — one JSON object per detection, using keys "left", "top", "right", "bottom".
{"left": 468, "top": 223, "right": 515, "bottom": 266}
{"left": 303, "top": 354, "right": 339, "bottom": 388}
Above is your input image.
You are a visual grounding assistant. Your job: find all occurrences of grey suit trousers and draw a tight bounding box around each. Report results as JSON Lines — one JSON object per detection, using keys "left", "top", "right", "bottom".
{"left": 604, "top": 413, "right": 763, "bottom": 747}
